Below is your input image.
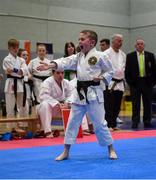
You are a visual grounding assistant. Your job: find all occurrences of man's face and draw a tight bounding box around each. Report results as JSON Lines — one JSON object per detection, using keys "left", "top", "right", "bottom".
{"left": 135, "top": 40, "right": 145, "bottom": 53}
{"left": 100, "top": 42, "right": 110, "bottom": 52}
{"left": 9, "top": 46, "right": 19, "bottom": 57}
{"left": 54, "top": 71, "right": 64, "bottom": 83}
{"left": 112, "top": 37, "right": 123, "bottom": 50}
{"left": 78, "top": 33, "right": 94, "bottom": 54}
{"left": 37, "top": 46, "right": 46, "bottom": 60}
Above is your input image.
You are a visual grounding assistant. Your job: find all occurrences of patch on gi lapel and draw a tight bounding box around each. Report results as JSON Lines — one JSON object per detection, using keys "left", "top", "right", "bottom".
{"left": 88, "top": 56, "right": 97, "bottom": 65}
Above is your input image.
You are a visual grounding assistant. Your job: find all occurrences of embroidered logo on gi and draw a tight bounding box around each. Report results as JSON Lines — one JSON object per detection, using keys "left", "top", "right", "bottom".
{"left": 88, "top": 56, "right": 97, "bottom": 65}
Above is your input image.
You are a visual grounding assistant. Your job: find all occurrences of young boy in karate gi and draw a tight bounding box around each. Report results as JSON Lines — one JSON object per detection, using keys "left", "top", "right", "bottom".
{"left": 37, "top": 30, "right": 117, "bottom": 160}
{"left": 3, "top": 39, "right": 28, "bottom": 129}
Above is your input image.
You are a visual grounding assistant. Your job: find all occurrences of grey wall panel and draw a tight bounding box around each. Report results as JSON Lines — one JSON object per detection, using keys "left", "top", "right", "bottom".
{"left": 130, "top": 26, "right": 156, "bottom": 54}
{"left": 0, "top": 16, "right": 48, "bottom": 51}
{"left": 0, "top": 16, "right": 130, "bottom": 53}
{"left": 0, "top": 0, "right": 130, "bottom": 28}
{"left": 47, "top": 0, "right": 130, "bottom": 15}
{"left": 130, "top": 0, "right": 156, "bottom": 54}
{"left": 0, "top": 0, "right": 48, "bottom": 19}
{"left": 47, "top": 3, "right": 129, "bottom": 28}
{"left": 47, "top": 21, "right": 130, "bottom": 54}
{"left": 130, "top": 0, "right": 156, "bottom": 28}
{"left": 0, "top": 0, "right": 131, "bottom": 102}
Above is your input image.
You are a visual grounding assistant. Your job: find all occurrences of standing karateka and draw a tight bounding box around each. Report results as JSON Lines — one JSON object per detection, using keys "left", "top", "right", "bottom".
{"left": 3, "top": 39, "right": 28, "bottom": 129}
{"left": 37, "top": 69, "right": 73, "bottom": 138}
{"left": 104, "top": 34, "right": 126, "bottom": 131}
{"left": 37, "top": 30, "right": 117, "bottom": 160}
{"left": 28, "top": 44, "right": 51, "bottom": 104}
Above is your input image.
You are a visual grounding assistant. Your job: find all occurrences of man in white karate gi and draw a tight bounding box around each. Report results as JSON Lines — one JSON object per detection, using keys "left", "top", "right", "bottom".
{"left": 37, "top": 30, "right": 117, "bottom": 160}
{"left": 37, "top": 69, "right": 73, "bottom": 138}
{"left": 104, "top": 34, "right": 126, "bottom": 131}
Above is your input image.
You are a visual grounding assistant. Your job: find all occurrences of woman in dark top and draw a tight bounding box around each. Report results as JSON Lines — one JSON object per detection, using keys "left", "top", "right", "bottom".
{"left": 64, "top": 42, "right": 76, "bottom": 80}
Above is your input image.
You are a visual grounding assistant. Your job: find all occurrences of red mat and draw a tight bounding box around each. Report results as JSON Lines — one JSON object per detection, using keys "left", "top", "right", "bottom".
{"left": 0, "top": 130, "right": 156, "bottom": 150}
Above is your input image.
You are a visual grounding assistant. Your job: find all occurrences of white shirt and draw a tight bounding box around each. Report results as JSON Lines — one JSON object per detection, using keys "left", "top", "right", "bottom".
{"left": 104, "top": 47, "right": 126, "bottom": 92}
{"left": 53, "top": 48, "right": 114, "bottom": 104}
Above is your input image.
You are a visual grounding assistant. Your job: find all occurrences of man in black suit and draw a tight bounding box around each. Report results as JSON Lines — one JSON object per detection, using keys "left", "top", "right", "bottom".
{"left": 125, "top": 38, "right": 156, "bottom": 129}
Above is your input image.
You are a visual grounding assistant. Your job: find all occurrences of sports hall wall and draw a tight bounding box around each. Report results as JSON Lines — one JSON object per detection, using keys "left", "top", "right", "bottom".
{"left": 1, "top": 0, "right": 156, "bottom": 100}
{"left": 130, "top": 0, "right": 156, "bottom": 53}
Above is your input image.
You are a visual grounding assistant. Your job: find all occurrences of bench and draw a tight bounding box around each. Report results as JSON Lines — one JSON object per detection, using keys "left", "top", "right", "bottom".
{"left": 0, "top": 109, "right": 83, "bottom": 138}
{"left": 0, "top": 116, "right": 39, "bottom": 133}
{"left": 0, "top": 115, "right": 65, "bottom": 132}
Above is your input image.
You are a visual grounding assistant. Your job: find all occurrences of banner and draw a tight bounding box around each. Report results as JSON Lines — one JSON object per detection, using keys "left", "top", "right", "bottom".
{"left": 19, "top": 40, "right": 31, "bottom": 64}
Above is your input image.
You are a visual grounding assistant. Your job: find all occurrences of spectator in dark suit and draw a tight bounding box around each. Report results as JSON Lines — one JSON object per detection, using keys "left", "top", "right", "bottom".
{"left": 125, "top": 38, "right": 156, "bottom": 129}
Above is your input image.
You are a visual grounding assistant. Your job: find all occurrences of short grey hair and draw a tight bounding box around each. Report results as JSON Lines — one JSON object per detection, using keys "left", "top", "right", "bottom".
{"left": 111, "top": 34, "right": 123, "bottom": 41}
{"left": 135, "top": 38, "right": 145, "bottom": 44}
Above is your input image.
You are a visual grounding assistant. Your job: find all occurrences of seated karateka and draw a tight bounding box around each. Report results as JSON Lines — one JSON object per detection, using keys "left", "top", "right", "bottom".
{"left": 37, "top": 69, "right": 73, "bottom": 138}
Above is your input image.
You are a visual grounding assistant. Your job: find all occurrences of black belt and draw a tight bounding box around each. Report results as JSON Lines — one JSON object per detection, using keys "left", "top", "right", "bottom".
{"left": 112, "top": 78, "right": 124, "bottom": 83}
{"left": 77, "top": 80, "right": 100, "bottom": 104}
{"left": 23, "top": 79, "right": 34, "bottom": 107}
{"left": 33, "top": 75, "right": 49, "bottom": 81}
{"left": 110, "top": 78, "right": 124, "bottom": 92}
{"left": 24, "top": 79, "right": 39, "bottom": 105}
{"left": 7, "top": 75, "right": 23, "bottom": 99}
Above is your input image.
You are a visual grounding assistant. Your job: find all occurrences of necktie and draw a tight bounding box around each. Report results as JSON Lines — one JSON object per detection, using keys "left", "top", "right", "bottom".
{"left": 139, "top": 53, "right": 144, "bottom": 77}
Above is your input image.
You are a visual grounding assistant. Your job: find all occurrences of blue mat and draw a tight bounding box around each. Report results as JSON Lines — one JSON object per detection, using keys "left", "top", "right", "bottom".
{"left": 0, "top": 137, "right": 156, "bottom": 179}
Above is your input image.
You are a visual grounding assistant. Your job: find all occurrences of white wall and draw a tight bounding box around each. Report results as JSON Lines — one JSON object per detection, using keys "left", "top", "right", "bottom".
{"left": 0, "top": 0, "right": 130, "bottom": 53}
{"left": 130, "top": 0, "right": 156, "bottom": 53}
{"left": 1, "top": 0, "right": 156, "bottom": 53}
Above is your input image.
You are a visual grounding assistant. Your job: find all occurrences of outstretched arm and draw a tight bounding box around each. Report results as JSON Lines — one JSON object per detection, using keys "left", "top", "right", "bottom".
{"left": 37, "top": 61, "right": 57, "bottom": 71}
{"left": 37, "top": 54, "right": 78, "bottom": 71}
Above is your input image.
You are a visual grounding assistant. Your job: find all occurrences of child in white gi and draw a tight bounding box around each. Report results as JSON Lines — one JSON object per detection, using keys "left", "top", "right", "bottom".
{"left": 3, "top": 39, "right": 28, "bottom": 129}
{"left": 28, "top": 44, "right": 51, "bottom": 103}
{"left": 37, "top": 30, "right": 117, "bottom": 160}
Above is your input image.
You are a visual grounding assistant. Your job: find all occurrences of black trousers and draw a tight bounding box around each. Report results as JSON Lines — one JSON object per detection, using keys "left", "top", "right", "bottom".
{"left": 130, "top": 78, "right": 152, "bottom": 125}
{"left": 104, "top": 90, "right": 123, "bottom": 128}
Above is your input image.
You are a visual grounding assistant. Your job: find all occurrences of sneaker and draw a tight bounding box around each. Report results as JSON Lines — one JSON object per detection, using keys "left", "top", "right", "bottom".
{"left": 53, "top": 130, "right": 60, "bottom": 137}
{"left": 34, "top": 130, "right": 45, "bottom": 138}
{"left": 131, "top": 123, "right": 138, "bottom": 129}
{"left": 83, "top": 130, "right": 92, "bottom": 135}
{"left": 109, "top": 127, "right": 114, "bottom": 132}
{"left": 113, "top": 127, "right": 121, "bottom": 131}
{"left": 46, "top": 132, "right": 54, "bottom": 138}
{"left": 116, "top": 117, "right": 123, "bottom": 124}
{"left": 144, "top": 122, "right": 153, "bottom": 129}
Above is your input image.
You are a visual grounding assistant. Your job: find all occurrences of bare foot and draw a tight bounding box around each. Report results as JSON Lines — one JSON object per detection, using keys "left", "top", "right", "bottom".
{"left": 108, "top": 144, "right": 118, "bottom": 160}
{"left": 109, "top": 149, "right": 117, "bottom": 160}
{"left": 55, "top": 151, "right": 69, "bottom": 161}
